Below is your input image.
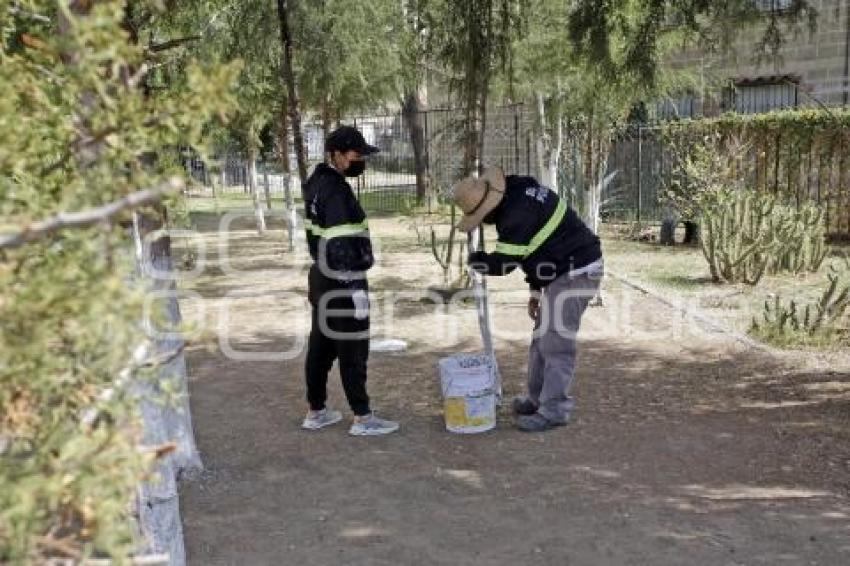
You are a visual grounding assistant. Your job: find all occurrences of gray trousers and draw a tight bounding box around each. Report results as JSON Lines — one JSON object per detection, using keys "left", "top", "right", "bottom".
{"left": 528, "top": 266, "right": 602, "bottom": 423}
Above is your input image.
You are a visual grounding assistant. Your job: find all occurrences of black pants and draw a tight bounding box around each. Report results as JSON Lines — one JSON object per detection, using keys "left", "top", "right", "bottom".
{"left": 305, "top": 266, "right": 370, "bottom": 416}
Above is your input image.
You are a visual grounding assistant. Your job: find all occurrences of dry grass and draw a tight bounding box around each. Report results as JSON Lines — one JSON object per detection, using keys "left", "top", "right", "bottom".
{"left": 601, "top": 232, "right": 850, "bottom": 349}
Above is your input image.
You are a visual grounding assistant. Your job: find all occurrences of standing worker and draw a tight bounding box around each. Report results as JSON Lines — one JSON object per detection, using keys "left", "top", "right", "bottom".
{"left": 301, "top": 125, "right": 399, "bottom": 436}
{"left": 452, "top": 167, "right": 603, "bottom": 432}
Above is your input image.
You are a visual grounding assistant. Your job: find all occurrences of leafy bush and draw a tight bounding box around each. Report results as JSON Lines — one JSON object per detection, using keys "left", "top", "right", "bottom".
{"left": 0, "top": 2, "right": 234, "bottom": 562}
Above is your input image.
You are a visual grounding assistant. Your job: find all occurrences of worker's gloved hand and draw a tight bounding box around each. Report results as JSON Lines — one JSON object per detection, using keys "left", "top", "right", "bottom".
{"left": 528, "top": 296, "right": 540, "bottom": 320}
{"left": 467, "top": 251, "right": 489, "bottom": 275}
{"left": 352, "top": 289, "right": 369, "bottom": 320}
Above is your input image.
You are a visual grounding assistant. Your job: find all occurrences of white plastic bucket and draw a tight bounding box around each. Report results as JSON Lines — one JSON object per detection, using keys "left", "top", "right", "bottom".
{"left": 438, "top": 354, "right": 497, "bottom": 434}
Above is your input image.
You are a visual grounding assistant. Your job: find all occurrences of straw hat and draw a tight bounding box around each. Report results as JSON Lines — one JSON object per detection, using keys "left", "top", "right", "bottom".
{"left": 452, "top": 167, "right": 506, "bottom": 232}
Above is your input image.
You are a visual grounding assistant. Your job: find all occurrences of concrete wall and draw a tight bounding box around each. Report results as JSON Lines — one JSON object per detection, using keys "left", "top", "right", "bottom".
{"left": 669, "top": 0, "right": 850, "bottom": 111}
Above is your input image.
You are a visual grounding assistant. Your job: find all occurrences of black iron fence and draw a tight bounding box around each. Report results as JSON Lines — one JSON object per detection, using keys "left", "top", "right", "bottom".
{"left": 337, "top": 104, "right": 536, "bottom": 212}
{"left": 182, "top": 100, "right": 850, "bottom": 239}
{"left": 595, "top": 123, "right": 850, "bottom": 239}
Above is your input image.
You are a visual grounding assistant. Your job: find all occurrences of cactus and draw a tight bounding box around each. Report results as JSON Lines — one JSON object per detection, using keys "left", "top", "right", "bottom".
{"left": 701, "top": 189, "right": 830, "bottom": 285}
{"left": 699, "top": 189, "right": 777, "bottom": 285}
{"left": 768, "top": 202, "right": 828, "bottom": 275}
{"left": 752, "top": 265, "right": 850, "bottom": 341}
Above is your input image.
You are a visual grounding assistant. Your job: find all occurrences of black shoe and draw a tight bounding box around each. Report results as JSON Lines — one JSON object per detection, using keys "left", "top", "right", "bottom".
{"left": 516, "top": 413, "right": 566, "bottom": 433}
{"left": 512, "top": 396, "right": 538, "bottom": 416}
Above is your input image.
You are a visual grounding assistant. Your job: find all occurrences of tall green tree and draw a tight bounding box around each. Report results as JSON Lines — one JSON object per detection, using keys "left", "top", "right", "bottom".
{"left": 427, "top": 0, "right": 526, "bottom": 174}
{"left": 567, "top": 0, "right": 818, "bottom": 85}
{"left": 293, "top": 0, "right": 403, "bottom": 136}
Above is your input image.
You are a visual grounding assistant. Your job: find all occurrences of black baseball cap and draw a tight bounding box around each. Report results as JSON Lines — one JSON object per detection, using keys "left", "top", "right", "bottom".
{"left": 325, "top": 125, "right": 379, "bottom": 155}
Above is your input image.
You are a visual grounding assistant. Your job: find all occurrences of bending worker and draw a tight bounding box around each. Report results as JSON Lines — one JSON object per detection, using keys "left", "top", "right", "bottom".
{"left": 453, "top": 167, "right": 603, "bottom": 433}
{"left": 301, "top": 125, "right": 398, "bottom": 436}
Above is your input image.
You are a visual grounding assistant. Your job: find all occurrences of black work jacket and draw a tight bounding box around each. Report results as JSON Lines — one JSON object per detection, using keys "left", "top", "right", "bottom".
{"left": 303, "top": 163, "right": 373, "bottom": 293}
{"left": 469, "top": 175, "right": 602, "bottom": 290}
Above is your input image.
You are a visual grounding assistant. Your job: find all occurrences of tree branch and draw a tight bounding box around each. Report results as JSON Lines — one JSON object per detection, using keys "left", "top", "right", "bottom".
{"left": 148, "top": 36, "right": 201, "bottom": 53}
{"left": 0, "top": 178, "right": 184, "bottom": 251}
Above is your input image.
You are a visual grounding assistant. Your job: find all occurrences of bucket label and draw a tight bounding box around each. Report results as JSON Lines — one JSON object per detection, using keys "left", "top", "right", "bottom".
{"left": 465, "top": 395, "right": 494, "bottom": 421}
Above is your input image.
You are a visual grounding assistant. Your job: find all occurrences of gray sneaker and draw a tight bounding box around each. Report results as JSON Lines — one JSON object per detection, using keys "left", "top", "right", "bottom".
{"left": 516, "top": 413, "right": 566, "bottom": 433}
{"left": 349, "top": 414, "right": 399, "bottom": 436}
{"left": 302, "top": 408, "right": 343, "bottom": 430}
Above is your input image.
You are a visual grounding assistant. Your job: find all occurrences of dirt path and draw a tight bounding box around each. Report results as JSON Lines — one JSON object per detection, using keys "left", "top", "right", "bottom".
{"left": 178, "top": 216, "right": 850, "bottom": 566}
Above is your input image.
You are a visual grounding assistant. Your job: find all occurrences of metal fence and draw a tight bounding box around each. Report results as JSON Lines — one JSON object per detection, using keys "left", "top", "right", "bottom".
{"left": 182, "top": 101, "right": 850, "bottom": 239}
{"left": 329, "top": 104, "right": 536, "bottom": 211}
{"left": 583, "top": 123, "right": 850, "bottom": 239}
{"left": 183, "top": 104, "right": 536, "bottom": 212}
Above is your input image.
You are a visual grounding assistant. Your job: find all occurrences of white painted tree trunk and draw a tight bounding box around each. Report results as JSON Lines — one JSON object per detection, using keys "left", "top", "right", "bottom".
{"left": 585, "top": 159, "right": 616, "bottom": 236}
{"left": 535, "top": 92, "right": 549, "bottom": 184}
{"left": 263, "top": 167, "right": 272, "bottom": 210}
{"left": 131, "top": 213, "right": 202, "bottom": 566}
{"left": 549, "top": 116, "right": 563, "bottom": 195}
{"left": 534, "top": 92, "right": 564, "bottom": 195}
{"left": 284, "top": 173, "right": 296, "bottom": 251}
{"left": 248, "top": 156, "right": 266, "bottom": 234}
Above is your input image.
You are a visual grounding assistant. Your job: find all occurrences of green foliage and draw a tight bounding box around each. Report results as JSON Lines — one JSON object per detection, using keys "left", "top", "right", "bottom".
{"left": 0, "top": 1, "right": 235, "bottom": 562}
{"left": 662, "top": 108, "right": 850, "bottom": 237}
{"left": 293, "top": 0, "right": 404, "bottom": 119}
{"left": 663, "top": 131, "right": 746, "bottom": 220}
{"left": 665, "top": 108, "right": 850, "bottom": 141}
{"left": 567, "top": 0, "right": 818, "bottom": 85}
{"left": 699, "top": 188, "right": 829, "bottom": 285}
{"left": 424, "top": 0, "right": 527, "bottom": 172}
{"left": 751, "top": 265, "right": 850, "bottom": 345}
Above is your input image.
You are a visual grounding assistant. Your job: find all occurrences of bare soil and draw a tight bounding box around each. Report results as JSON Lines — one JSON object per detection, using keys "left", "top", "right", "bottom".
{"left": 178, "top": 214, "right": 850, "bottom": 566}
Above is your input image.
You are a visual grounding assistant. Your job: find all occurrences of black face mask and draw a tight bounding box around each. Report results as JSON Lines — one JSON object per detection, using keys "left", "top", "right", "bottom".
{"left": 344, "top": 160, "right": 366, "bottom": 177}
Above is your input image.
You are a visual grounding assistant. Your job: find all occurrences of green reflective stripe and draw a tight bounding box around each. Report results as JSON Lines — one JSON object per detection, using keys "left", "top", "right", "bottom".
{"left": 305, "top": 219, "right": 369, "bottom": 238}
{"left": 494, "top": 199, "right": 567, "bottom": 259}
{"left": 494, "top": 241, "right": 527, "bottom": 256}
{"left": 323, "top": 221, "right": 369, "bottom": 238}
{"left": 526, "top": 199, "right": 566, "bottom": 256}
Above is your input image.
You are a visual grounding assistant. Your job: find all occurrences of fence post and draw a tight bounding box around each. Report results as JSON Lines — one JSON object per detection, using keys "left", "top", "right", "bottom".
{"left": 219, "top": 158, "right": 226, "bottom": 192}
{"left": 514, "top": 109, "right": 520, "bottom": 173}
{"left": 637, "top": 126, "right": 643, "bottom": 224}
{"left": 424, "top": 110, "right": 432, "bottom": 214}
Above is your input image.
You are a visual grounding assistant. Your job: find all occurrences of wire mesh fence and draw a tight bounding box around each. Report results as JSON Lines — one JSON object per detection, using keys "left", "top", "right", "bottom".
{"left": 180, "top": 101, "right": 850, "bottom": 239}
{"left": 339, "top": 104, "right": 536, "bottom": 212}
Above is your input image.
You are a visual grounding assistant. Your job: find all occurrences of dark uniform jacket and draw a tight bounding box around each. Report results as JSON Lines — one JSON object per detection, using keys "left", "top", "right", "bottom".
{"left": 303, "top": 164, "right": 373, "bottom": 301}
{"left": 470, "top": 175, "right": 602, "bottom": 291}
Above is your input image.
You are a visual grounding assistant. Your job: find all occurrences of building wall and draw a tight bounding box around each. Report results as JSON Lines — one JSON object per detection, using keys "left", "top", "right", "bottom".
{"left": 668, "top": 0, "right": 849, "bottom": 113}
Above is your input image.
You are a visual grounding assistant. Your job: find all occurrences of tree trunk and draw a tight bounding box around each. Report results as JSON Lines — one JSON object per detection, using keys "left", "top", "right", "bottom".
{"left": 248, "top": 151, "right": 266, "bottom": 234}
{"left": 276, "top": 0, "right": 308, "bottom": 183}
{"left": 277, "top": 97, "right": 291, "bottom": 174}
{"left": 263, "top": 167, "right": 272, "bottom": 210}
{"left": 535, "top": 92, "right": 549, "bottom": 184}
{"left": 321, "top": 94, "right": 332, "bottom": 140}
{"left": 550, "top": 116, "right": 563, "bottom": 196}
{"left": 534, "top": 92, "right": 564, "bottom": 195}
{"left": 402, "top": 89, "right": 428, "bottom": 202}
{"left": 132, "top": 211, "right": 201, "bottom": 566}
